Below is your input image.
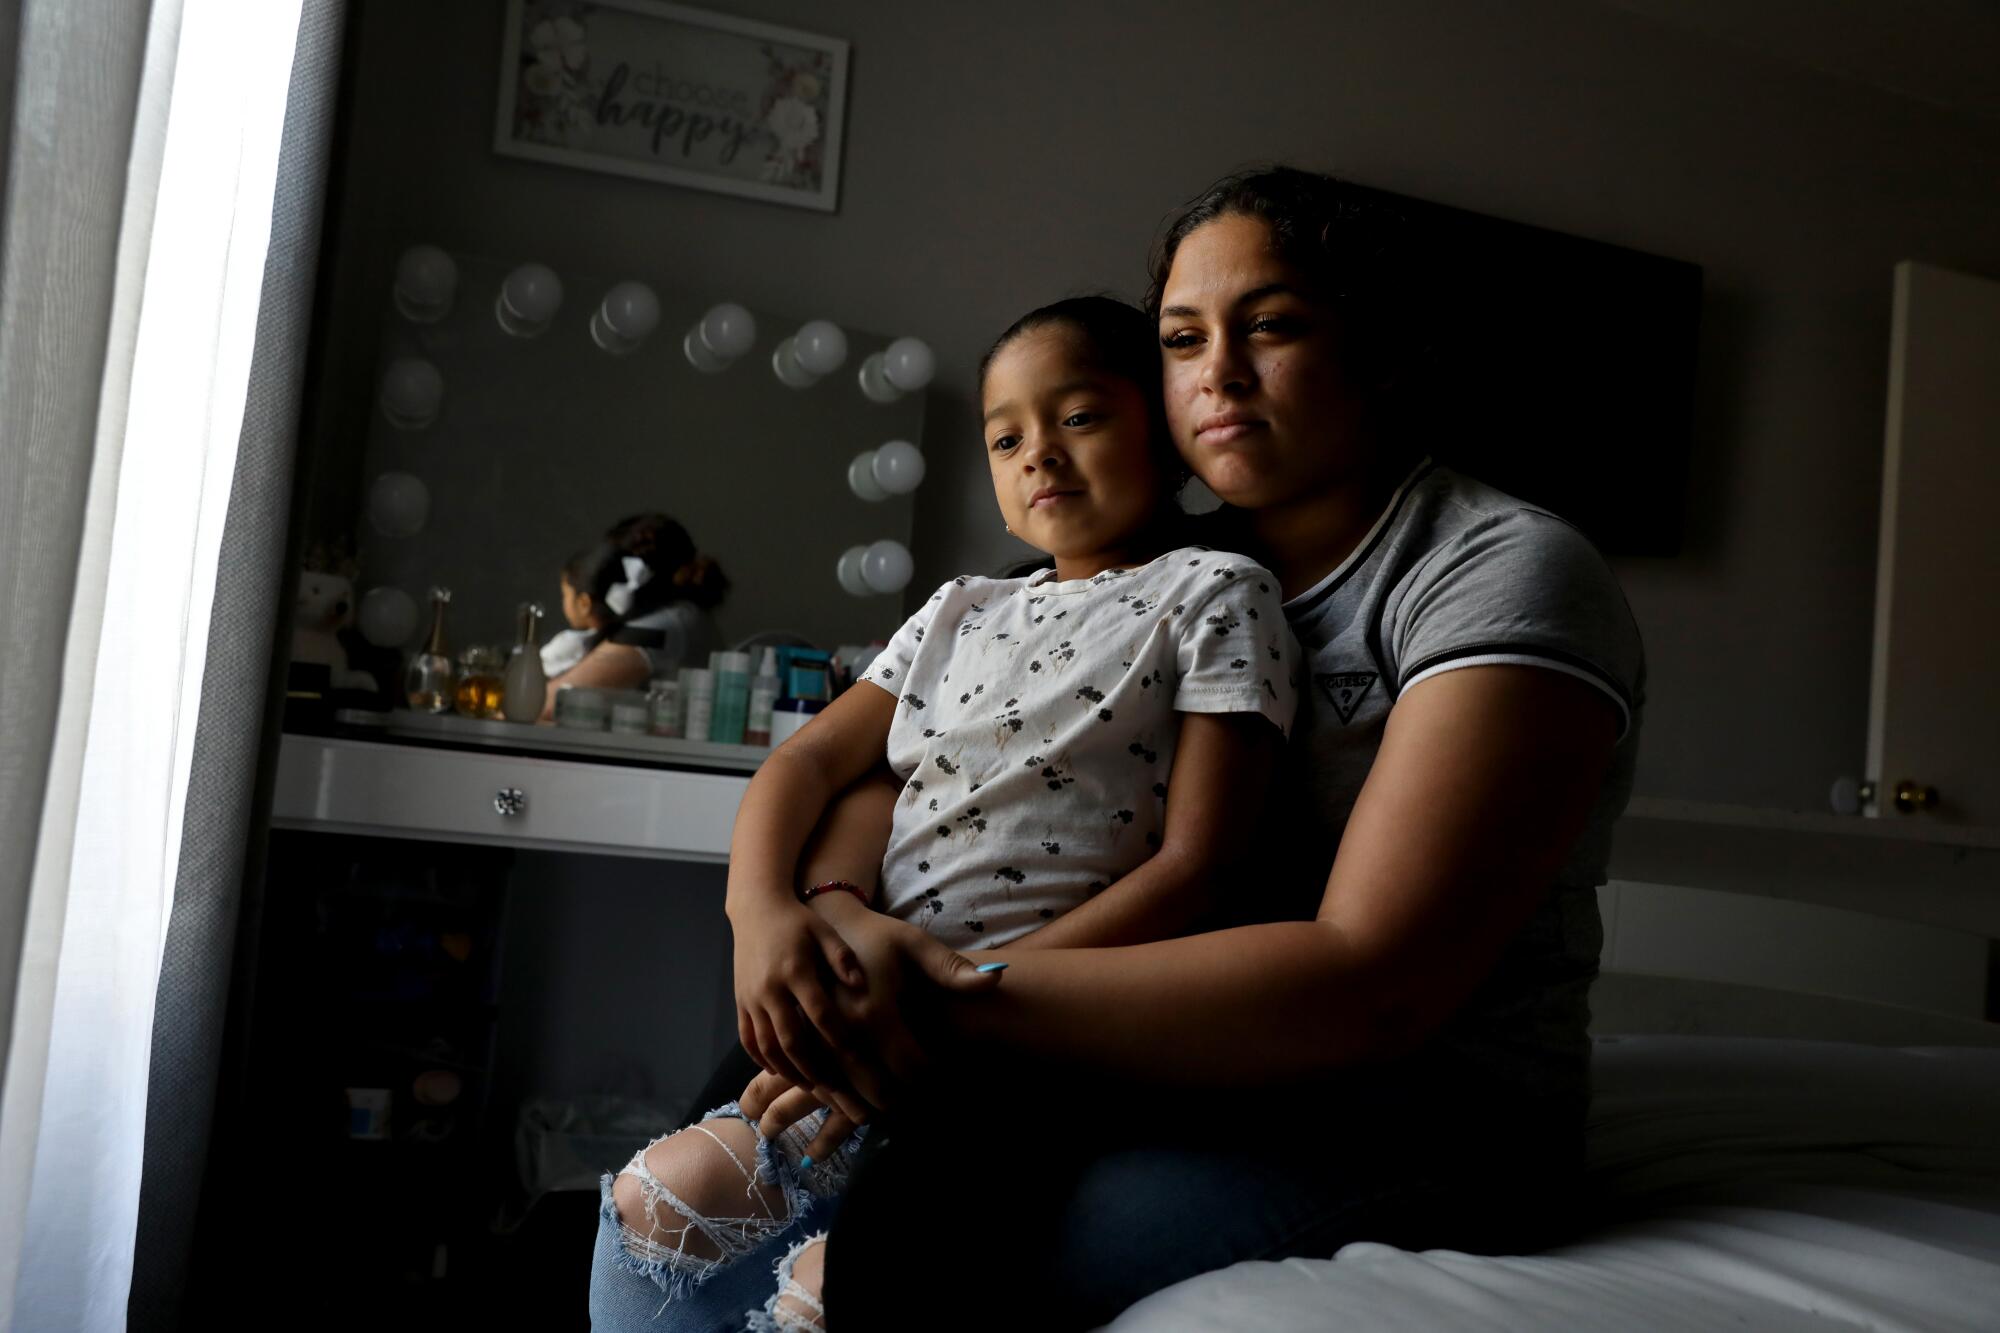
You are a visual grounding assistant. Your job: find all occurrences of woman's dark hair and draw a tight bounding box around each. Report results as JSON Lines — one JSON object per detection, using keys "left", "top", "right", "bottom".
{"left": 976, "top": 294, "right": 1190, "bottom": 494}
{"left": 1145, "top": 166, "right": 1432, "bottom": 408}
{"left": 564, "top": 512, "right": 728, "bottom": 630}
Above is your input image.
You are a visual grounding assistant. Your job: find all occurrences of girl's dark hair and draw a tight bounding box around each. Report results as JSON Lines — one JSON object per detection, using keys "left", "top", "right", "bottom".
{"left": 1145, "top": 166, "right": 1432, "bottom": 406}
{"left": 976, "top": 294, "right": 1189, "bottom": 494}
{"left": 564, "top": 512, "right": 728, "bottom": 630}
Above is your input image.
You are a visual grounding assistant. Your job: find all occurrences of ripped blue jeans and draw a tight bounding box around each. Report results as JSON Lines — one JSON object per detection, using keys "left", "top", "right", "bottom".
{"left": 590, "top": 1071, "right": 1587, "bottom": 1331}
{"left": 588, "top": 1100, "right": 865, "bottom": 1332}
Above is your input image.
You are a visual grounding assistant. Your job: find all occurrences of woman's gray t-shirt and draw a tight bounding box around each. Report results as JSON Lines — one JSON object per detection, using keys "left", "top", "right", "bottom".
{"left": 615, "top": 601, "right": 715, "bottom": 678}
{"left": 1262, "top": 456, "right": 1645, "bottom": 1122}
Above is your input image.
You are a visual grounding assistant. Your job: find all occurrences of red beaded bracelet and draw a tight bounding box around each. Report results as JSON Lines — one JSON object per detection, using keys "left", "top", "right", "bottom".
{"left": 800, "top": 879, "right": 869, "bottom": 906}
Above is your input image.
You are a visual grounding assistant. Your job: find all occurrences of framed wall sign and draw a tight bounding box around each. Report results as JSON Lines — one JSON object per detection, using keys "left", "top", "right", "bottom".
{"left": 496, "top": 0, "right": 849, "bottom": 212}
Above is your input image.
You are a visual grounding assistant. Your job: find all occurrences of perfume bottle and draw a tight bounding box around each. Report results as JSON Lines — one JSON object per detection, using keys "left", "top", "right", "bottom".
{"left": 501, "top": 602, "right": 548, "bottom": 723}
{"left": 454, "top": 645, "right": 506, "bottom": 719}
{"left": 404, "top": 586, "right": 455, "bottom": 713}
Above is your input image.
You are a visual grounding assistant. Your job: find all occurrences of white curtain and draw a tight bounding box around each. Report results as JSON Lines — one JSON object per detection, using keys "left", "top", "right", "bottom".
{"left": 1, "top": 3, "right": 306, "bottom": 1329}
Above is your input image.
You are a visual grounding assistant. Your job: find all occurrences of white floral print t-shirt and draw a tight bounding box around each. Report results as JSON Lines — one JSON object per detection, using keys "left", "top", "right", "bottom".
{"left": 857, "top": 546, "right": 1300, "bottom": 948}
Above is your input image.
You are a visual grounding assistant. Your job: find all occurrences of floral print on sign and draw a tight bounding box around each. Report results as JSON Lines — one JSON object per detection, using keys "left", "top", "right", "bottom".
{"left": 509, "top": 2, "right": 838, "bottom": 194}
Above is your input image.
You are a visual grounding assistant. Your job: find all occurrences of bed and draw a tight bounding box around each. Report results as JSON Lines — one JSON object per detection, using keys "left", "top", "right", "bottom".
{"left": 1110, "top": 971, "right": 2000, "bottom": 1331}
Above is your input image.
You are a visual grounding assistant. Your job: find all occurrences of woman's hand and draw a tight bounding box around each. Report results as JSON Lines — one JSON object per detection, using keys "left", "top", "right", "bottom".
{"left": 731, "top": 896, "right": 868, "bottom": 1091}
{"left": 806, "top": 891, "right": 1003, "bottom": 1108}
{"left": 738, "top": 1069, "right": 865, "bottom": 1162}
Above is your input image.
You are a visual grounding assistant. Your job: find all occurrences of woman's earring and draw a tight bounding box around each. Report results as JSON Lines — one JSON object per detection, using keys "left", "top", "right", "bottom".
{"left": 1004, "top": 524, "right": 1013, "bottom": 534}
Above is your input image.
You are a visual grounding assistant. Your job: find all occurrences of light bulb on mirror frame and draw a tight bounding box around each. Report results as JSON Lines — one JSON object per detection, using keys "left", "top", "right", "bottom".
{"left": 358, "top": 586, "right": 420, "bottom": 647}
{"left": 699, "top": 302, "right": 756, "bottom": 359}
{"left": 870, "top": 439, "right": 925, "bottom": 495}
{"left": 378, "top": 357, "right": 443, "bottom": 429}
{"left": 857, "top": 352, "right": 899, "bottom": 403}
{"left": 858, "top": 335, "right": 935, "bottom": 403}
{"left": 848, "top": 450, "right": 888, "bottom": 501}
{"left": 495, "top": 262, "right": 563, "bottom": 337}
{"left": 836, "top": 545, "right": 871, "bottom": 597}
{"left": 771, "top": 336, "right": 818, "bottom": 388}
{"left": 393, "top": 245, "right": 457, "bottom": 323}
{"left": 861, "top": 539, "right": 913, "bottom": 595}
{"left": 793, "top": 320, "right": 848, "bottom": 376}
{"left": 882, "top": 337, "right": 934, "bottom": 392}
{"left": 685, "top": 329, "right": 730, "bottom": 373}
{"left": 590, "top": 280, "right": 660, "bottom": 355}
{"left": 367, "top": 471, "right": 431, "bottom": 537}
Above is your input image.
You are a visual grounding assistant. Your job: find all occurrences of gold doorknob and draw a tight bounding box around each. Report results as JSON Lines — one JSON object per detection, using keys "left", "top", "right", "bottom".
{"left": 1892, "top": 780, "right": 1940, "bottom": 814}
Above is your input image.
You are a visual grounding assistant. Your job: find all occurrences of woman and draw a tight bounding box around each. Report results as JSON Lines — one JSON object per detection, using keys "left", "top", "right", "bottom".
{"left": 591, "top": 166, "right": 1644, "bottom": 1330}
{"left": 537, "top": 511, "right": 727, "bottom": 721}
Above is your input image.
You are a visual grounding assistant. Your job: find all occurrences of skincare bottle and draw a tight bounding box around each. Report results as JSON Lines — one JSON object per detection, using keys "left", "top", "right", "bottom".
{"left": 404, "top": 587, "right": 455, "bottom": 714}
{"left": 501, "top": 602, "right": 547, "bottom": 723}
{"left": 553, "top": 685, "right": 610, "bottom": 730}
{"left": 782, "top": 648, "right": 833, "bottom": 702}
{"left": 709, "top": 650, "right": 751, "bottom": 745}
{"left": 647, "top": 677, "right": 684, "bottom": 737}
{"left": 608, "top": 690, "right": 651, "bottom": 735}
{"left": 681, "top": 667, "right": 716, "bottom": 743}
{"left": 744, "top": 647, "right": 780, "bottom": 746}
{"left": 768, "top": 697, "right": 825, "bottom": 746}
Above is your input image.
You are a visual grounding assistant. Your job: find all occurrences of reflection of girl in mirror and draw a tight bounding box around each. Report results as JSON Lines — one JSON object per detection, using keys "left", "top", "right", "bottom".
{"left": 538, "top": 512, "right": 727, "bottom": 721}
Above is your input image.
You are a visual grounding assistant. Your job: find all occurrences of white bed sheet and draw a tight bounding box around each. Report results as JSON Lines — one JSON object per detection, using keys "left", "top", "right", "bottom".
{"left": 1109, "top": 1036, "right": 2000, "bottom": 1332}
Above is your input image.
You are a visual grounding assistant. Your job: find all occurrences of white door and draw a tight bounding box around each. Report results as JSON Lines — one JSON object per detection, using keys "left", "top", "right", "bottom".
{"left": 1865, "top": 261, "right": 2000, "bottom": 827}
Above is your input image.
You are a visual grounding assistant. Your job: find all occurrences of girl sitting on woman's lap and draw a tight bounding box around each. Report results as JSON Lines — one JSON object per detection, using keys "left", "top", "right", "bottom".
{"left": 603, "top": 296, "right": 1302, "bottom": 1328}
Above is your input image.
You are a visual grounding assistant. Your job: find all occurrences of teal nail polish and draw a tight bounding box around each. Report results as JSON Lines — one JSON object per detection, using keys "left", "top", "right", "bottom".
{"left": 975, "top": 961, "right": 1008, "bottom": 973}
{"left": 800, "top": 1155, "right": 814, "bottom": 1169}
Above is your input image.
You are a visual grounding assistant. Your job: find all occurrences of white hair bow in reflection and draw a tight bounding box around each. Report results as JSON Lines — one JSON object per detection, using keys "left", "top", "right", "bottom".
{"left": 602, "top": 555, "right": 653, "bottom": 616}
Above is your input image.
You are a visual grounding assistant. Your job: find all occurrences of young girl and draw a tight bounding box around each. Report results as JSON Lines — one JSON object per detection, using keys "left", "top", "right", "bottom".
{"left": 537, "top": 512, "right": 727, "bottom": 720}
{"left": 600, "top": 297, "right": 1302, "bottom": 1329}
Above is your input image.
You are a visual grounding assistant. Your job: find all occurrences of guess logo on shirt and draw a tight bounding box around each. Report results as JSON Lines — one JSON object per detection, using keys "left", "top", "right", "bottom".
{"left": 1317, "top": 672, "right": 1378, "bottom": 725}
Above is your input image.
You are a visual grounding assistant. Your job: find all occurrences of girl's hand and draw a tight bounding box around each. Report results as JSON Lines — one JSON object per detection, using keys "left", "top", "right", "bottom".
{"left": 807, "top": 892, "right": 1003, "bottom": 1108}
{"left": 738, "top": 1069, "right": 865, "bottom": 1162}
{"left": 732, "top": 898, "right": 867, "bottom": 1091}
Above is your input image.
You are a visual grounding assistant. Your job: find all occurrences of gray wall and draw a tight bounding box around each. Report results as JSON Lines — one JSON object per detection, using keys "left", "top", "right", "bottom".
{"left": 301, "top": 0, "right": 2000, "bottom": 812}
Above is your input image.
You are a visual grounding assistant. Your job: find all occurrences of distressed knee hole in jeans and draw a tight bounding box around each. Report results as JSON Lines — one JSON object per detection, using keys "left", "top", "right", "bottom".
{"left": 605, "top": 1100, "right": 866, "bottom": 1317}
{"left": 609, "top": 1108, "right": 798, "bottom": 1305}
{"left": 745, "top": 1232, "right": 827, "bottom": 1333}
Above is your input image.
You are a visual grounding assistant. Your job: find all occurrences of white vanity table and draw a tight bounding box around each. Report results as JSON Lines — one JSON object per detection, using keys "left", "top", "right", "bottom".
{"left": 250, "top": 712, "right": 762, "bottom": 1304}
{"left": 271, "top": 712, "right": 765, "bottom": 862}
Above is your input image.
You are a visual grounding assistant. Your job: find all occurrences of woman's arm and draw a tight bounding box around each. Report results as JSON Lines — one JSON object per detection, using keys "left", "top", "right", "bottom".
{"left": 775, "top": 715, "right": 1285, "bottom": 1109}
{"left": 822, "top": 665, "right": 1619, "bottom": 1093}
{"left": 997, "top": 710, "right": 1281, "bottom": 951}
{"left": 536, "top": 641, "right": 649, "bottom": 721}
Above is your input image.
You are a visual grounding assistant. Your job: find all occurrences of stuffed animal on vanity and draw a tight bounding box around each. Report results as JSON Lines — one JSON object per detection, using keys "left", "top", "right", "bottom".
{"left": 293, "top": 554, "right": 379, "bottom": 693}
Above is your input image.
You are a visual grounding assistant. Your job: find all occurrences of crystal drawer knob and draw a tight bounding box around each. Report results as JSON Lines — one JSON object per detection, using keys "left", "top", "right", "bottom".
{"left": 493, "top": 787, "right": 526, "bottom": 817}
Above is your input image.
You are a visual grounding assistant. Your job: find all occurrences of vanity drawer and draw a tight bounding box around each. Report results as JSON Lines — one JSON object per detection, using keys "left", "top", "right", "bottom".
{"left": 272, "top": 735, "right": 750, "bottom": 861}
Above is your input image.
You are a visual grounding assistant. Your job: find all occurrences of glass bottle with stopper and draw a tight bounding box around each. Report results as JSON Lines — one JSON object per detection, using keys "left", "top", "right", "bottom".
{"left": 404, "top": 586, "right": 455, "bottom": 714}
{"left": 454, "top": 645, "right": 505, "bottom": 719}
{"left": 502, "top": 602, "right": 548, "bottom": 723}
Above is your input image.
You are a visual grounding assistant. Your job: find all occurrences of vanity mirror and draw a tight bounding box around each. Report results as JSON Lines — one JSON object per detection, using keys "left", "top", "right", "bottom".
{"left": 350, "top": 247, "right": 930, "bottom": 663}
